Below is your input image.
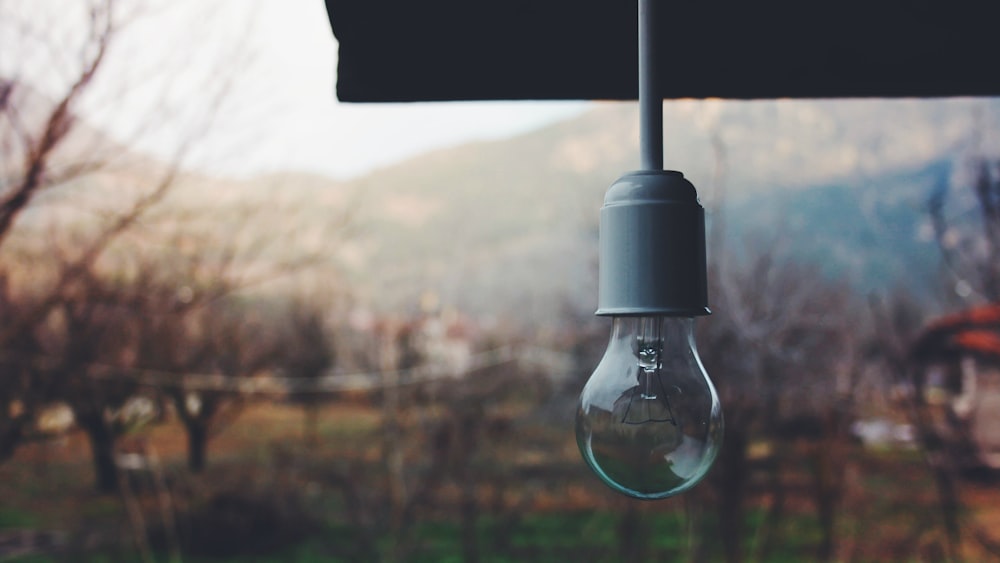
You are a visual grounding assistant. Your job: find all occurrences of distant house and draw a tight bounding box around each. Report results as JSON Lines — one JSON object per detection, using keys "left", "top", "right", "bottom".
{"left": 912, "top": 304, "right": 1000, "bottom": 469}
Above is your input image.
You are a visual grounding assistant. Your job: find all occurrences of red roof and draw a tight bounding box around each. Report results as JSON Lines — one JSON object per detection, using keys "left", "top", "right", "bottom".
{"left": 912, "top": 304, "right": 1000, "bottom": 363}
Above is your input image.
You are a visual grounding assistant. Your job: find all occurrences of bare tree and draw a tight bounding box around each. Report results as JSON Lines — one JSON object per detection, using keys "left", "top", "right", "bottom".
{"left": 121, "top": 239, "right": 282, "bottom": 474}
{"left": 0, "top": 270, "right": 48, "bottom": 462}
{"left": 0, "top": 0, "right": 254, "bottom": 463}
{"left": 277, "top": 298, "right": 336, "bottom": 447}
{"left": 124, "top": 263, "right": 228, "bottom": 474}
{"left": 0, "top": 2, "right": 114, "bottom": 245}
{"left": 890, "top": 153, "right": 1000, "bottom": 558}
{"left": 929, "top": 157, "right": 1000, "bottom": 302}
{"left": 694, "top": 243, "right": 856, "bottom": 563}
{"left": 346, "top": 318, "right": 539, "bottom": 563}
{"left": 86, "top": 225, "right": 317, "bottom": 476}
{"left": 34, "top": 266, "right": 148, "bottom": 493}
{"left": 177, "top": 300, "right": 279, "bottom": 473}
{"left": 867, "top": 291, "right": 966, "bottom": 560}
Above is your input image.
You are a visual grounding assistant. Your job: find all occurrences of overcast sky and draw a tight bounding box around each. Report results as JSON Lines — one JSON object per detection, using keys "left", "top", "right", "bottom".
{"left": 0, "top": 0, "right": 589, "bottom": 180}
{"left": 240, "top": 0, "right": 589, "bottom": 179}
{"left": 112, "top": 1, "right": 592, "bottom": 180}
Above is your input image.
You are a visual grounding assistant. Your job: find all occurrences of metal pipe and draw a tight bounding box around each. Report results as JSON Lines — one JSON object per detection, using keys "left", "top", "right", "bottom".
{"left": 638, "top": 0, "right": 662, "bottom": 171}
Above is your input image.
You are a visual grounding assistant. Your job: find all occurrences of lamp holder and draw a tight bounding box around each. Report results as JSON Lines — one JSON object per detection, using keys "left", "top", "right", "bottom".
{"left": 596, "top": 170, "right": 710, "bottom": 317}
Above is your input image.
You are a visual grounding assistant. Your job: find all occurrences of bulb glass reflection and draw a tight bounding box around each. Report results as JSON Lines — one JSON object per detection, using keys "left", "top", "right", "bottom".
{"left": 576, "top": 316, "right": 722, "bottom": 499}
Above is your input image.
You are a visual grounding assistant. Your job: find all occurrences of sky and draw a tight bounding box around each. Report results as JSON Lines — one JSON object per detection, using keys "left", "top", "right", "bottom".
{"left": 21, "top": 0, "right": 985, "bottom": 188}
{"left": 0, "top": 0, "right": 589, "bottom": 181}
{"left": 11, "top": 1, "right": 993, "bottom": 186}
{"left": 232, "top": 0, "right": 589, "bottom": 179}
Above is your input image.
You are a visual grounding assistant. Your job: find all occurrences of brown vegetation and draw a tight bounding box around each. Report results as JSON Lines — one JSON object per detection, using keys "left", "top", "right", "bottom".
{"left": 2, "top": 3, "right": 1000, "bottom": 562}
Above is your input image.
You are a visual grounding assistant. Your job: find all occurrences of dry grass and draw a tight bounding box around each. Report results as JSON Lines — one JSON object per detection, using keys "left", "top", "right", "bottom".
{"left": 3, "top": 400, "right": 1000, "bottom": 561}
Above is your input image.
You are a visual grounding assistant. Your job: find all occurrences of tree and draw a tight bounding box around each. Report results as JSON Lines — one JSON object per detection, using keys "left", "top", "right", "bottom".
{"left": 277, "top": 298, "right": 336, "bottom": 447}
{"left": 0, "top": 270, "right": 47, "bottom": 462}
{"left": 0, "top": 2, "right": 113, "bottom": 246}
{"left": 117, "top": 241, "right": 282, "bottom": 475}
{"left": 0, "top": 0, "right": 252, "bottom": 463}
{"left": 175, "top": 300, "right": 278, "bottom": 473}
{"left": 871, "top": 154, "right": 1000, "bottom": 559}
{"left": 929, "top": 156, "right": 1000, "bottom": 302}
{"left": 868, "top": 290, "right": 967, "bottom": 560}
{"left": 694, "top": 244, "right": 856, "bottom": 563}
{"left": 123, "top": 255, "right": 230, "bottom": 475}
{"left": 38, "top": 266, "right": 147, "bottom": 493}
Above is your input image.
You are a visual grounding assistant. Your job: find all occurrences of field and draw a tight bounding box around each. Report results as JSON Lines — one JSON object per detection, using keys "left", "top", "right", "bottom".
{"left": 2, "top": 400, "right": 1000, "bottom": 562}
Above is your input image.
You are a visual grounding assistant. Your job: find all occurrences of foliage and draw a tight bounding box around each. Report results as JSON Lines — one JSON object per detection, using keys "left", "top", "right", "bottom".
{"left": 5, "top": 401, "right": 1000, "bottom": 562}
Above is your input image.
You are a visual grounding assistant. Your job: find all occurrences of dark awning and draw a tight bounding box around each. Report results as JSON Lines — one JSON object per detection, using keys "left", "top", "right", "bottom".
{"left": 325, "top": 1, "right": 1000, "bottom": 103}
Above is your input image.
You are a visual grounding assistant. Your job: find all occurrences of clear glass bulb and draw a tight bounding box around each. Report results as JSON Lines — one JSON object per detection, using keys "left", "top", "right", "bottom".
{"left": 576, "top": 316, "right": 723, "bottom": 499}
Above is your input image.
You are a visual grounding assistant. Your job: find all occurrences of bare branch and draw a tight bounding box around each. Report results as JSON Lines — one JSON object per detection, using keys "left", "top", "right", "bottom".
{"left": 0, "top": 0, "right": 114, "bottom": 247}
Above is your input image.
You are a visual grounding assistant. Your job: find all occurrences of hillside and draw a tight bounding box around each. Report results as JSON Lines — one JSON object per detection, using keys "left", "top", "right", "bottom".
{"left": 324, "top": 99, "right": 998, "bottom": 323}
{"left": 12, "top": 97, "right": 999, "bottom": 325}
{"left": 721, "top": 161, "right": 950, "bottom": 296}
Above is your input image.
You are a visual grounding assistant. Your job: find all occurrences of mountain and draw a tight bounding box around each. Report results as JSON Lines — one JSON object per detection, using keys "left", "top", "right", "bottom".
{"left": 324, "top": 99, "right": 998, "bottom": 323}
{"left": 12, "top": 97, "right": 999, "bottom": 326}
{"left": 720, "top": 160, "right": 951, "bottom": 296}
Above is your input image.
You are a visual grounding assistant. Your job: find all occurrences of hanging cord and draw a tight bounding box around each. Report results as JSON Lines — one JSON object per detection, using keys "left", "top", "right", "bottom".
{"left": 639, "top": 0, "right": 663, "bottom": 171}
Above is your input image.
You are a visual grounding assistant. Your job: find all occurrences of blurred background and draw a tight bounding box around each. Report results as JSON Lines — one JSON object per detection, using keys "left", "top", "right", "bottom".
{"left": 2, "top": 1, "right": 1000, "bottom": 561}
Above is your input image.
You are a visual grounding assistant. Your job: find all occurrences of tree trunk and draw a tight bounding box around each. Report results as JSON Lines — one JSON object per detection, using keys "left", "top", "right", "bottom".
{"left": 304, "top": 403, "right": 319, "bottom": 447}
{"left": 186, "top": 419, "right": 209, "bottom": 473}
{"left": 717, "top": 428, "right": 749, "bottom": 563}
{"left": 617, "top": 504, "right": 645, "bottom": 562}
{"left": 811, "top": 452, "right": 834, "bottom": 561}
{"left": 79, "top": 412, "right": 119, "bottom": 493}
{"left": 457, "top": 415, "right": 480, "bottom": 563}
{"left": 754, "top": 453, "right": 786, "bottom": 562}
{"left": 0, "top": 417, "right": 26, "bottom": 463}
{"left": 460, "top": 476, "right": 479, "bottom": 563}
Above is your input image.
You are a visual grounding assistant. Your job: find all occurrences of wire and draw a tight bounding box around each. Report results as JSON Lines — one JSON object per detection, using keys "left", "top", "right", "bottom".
{"left": 0, "top": 345, "right": 574, "bottom": 395}
{"left": 639, "top": 0, "right": 663, "bottom": 171}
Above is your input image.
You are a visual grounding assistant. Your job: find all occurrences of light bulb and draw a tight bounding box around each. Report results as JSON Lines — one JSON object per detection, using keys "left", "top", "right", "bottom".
{"left": 576, "top": 315, "right": 722, "bottom": 499}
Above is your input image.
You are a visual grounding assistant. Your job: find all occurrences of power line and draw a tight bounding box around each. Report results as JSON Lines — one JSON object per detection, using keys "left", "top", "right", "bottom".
{"left": 0, "top": 346, "right": 573, "bottom": 395}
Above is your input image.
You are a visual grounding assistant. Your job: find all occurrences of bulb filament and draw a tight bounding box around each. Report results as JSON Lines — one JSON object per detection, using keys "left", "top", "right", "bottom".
{"left": 621, "top": 323, "right": 678, "bottom": 426}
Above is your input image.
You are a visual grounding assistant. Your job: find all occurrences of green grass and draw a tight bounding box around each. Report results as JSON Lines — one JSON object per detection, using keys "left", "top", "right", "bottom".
{"left": 185, "top": 509, "right": 815, "bottom": 563}
{"left": 0, "top": 507, "right": 40, "bottom": 529}
{"left": 3, "top": 403, "right": 998, "bottom": 562}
